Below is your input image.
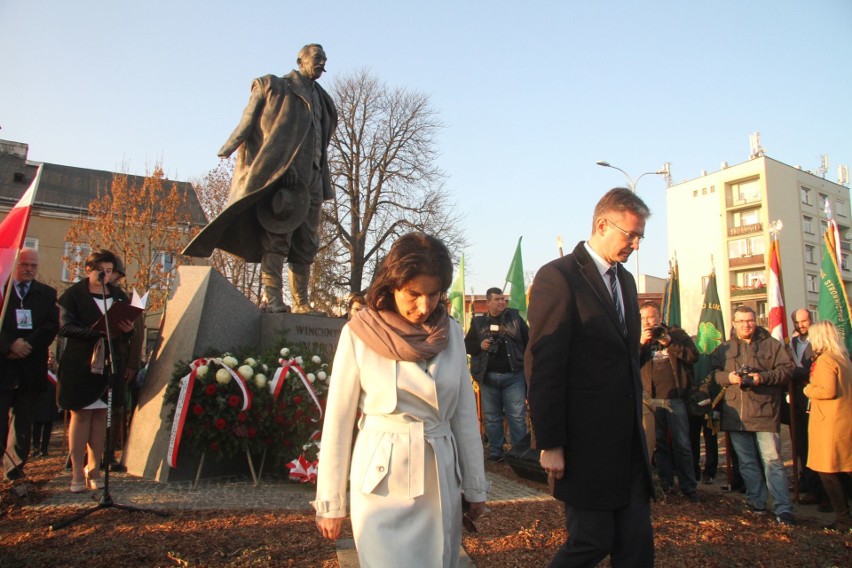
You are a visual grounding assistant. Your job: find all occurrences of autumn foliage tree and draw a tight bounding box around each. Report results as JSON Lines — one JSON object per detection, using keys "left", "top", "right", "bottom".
{"left": 64, "top": 164, "right": 198, "bottom": 315}
{"left": 192, "top": 157, "right": 263, "bottom": 304}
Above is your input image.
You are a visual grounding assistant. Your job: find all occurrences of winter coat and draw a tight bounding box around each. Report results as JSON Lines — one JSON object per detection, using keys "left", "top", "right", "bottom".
{"left": 804, "top": 352, "right": 852, "bottom": 473}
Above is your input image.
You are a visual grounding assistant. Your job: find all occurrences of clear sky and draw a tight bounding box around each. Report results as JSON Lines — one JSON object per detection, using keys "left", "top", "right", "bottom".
{"left": 2, "top": 0, "right": 850, "bottom": 295}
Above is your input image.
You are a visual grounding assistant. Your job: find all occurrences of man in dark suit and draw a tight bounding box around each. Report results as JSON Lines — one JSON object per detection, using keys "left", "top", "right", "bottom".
{"left": 526, "top": 188, "right": 655, "bottom": 566}
{"left": 788, "top": 308, "right": 821, "bottom": 503}
{"left": 1, "top": 248, "right": 59, "bottom": 480}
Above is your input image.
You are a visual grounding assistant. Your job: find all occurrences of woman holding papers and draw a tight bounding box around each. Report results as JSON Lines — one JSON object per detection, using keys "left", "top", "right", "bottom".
{"left": 57, "top": 250, "right": 136, "bottom": 493}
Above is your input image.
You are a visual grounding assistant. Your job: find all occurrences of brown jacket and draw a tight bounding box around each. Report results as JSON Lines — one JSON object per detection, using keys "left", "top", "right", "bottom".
{"left": 639, "top": 325, "right": 698, "bottom": 398}
{"left": 804, "top": 352, "right": 852, "bottom": 473}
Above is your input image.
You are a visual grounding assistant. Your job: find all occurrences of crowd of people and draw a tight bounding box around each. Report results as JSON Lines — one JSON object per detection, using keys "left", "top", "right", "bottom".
{"left": 2, "top": 248, "right": 146, "bottom": 495}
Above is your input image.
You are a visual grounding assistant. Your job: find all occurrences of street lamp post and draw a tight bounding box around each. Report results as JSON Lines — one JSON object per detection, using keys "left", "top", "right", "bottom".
{"left": 595, "top": 160, "right": 668, "bottom": 292}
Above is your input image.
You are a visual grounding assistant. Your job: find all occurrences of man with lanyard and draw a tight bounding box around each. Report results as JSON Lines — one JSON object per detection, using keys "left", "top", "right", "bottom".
{"left": 465, "top": 287, "right": 529, "bottom": 461}
{"left": 0, "top": 248, "right": 59, "bottom": 481}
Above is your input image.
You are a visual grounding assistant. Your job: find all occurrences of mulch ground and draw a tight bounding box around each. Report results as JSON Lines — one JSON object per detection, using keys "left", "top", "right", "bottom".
{"left": 1, "top": 453, "right": 850, "bottom": 567}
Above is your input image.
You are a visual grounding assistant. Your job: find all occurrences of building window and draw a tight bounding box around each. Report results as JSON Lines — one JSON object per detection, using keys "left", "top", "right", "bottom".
{"left": 801, "top": 187, "right": 812, "bottom": 205}
{"left": 803, "top": 216, "right": 814, "bottom": 234}
{"left": 728, "top": 236, "right": 765, "bottom": 258}
{"left": 62, "top": 243, "right": 91, "bottom": 283}
{"left": 821, "top": 220, "right": 829, "bottom": 234}
{"left": 819, "top": 193, "right": 830, "bottom": 212}
{"left": 733, "top": 208, "right": 760, "bottom": 227}
{"left": 23, "top": 237, "right": 39, "bottom": 250}
{"left": 838, "top": 200, "right": 848, "bottom": 218}
{"left": 805, "top": 244, "right": 816, "bottom": 264}
{"left": 843, "top": 254, "right": 849, "bottom": 271}
{"left": 732, "top": 179, "right": 761, "bottom": 204}
{"left": 736, "top": 270, "right": 765, "bottom": 288}
{"left": 807, "top": 273, "right": 819, "bottom": 293}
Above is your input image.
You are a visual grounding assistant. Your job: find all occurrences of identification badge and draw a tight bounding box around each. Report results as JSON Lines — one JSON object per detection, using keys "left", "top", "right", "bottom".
{"left": 16, "top": 309, "right": 33, "bottom": 330}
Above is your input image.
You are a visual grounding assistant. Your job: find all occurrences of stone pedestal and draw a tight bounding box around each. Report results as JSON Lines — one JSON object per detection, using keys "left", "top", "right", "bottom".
{"left": 123, "top": 265, "right": 345, "bottom": 482}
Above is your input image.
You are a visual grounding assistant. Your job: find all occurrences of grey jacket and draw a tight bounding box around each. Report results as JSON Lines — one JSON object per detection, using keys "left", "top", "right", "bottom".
{"left": 711, "top": 326, "right": 794, "bottom": 432}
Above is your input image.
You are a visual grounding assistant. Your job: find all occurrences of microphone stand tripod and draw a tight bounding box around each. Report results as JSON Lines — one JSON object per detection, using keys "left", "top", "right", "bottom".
{"left": 50, "top": 271, "right": 168, "bottom": 530}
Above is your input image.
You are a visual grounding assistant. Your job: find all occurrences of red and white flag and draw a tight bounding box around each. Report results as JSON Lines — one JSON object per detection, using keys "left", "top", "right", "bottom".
{"left": 0, "top": 165, "right": 42, "bottom": 304}
{"left": 767, "top": 239, "right": 788, "bottom": 344}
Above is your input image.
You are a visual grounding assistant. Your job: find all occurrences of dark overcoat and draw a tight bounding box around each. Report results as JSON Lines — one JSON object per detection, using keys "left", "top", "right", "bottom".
{"left": 57, "top": 279, "right": 132, "bottom": 410}
{"left": 183, "top": 70, "right": 338, "bottom": 262}
{"left": 525, "top": 242, "right": 653, "bottom": 509}
{"left": 0, "top": 280, "right": 58, "bottom": 393}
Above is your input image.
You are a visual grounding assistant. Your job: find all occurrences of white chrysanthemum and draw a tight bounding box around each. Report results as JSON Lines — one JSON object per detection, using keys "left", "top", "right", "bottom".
{"left": 311, "top": 355, "right": 322, "bottom": 364}
{"left": 215, "top": 368, "right": 232, "bottom": 384}
{"left": 317, "top": 371, "right": 328, "bottom": 381}
{"left": 254, "top": 374, "right": 267, "bottom": 388}
{"left": 280, "top": 347, "right": 290, "bottom": 357}
{"left": 238, "top": 365, "right": 254, "bottom": 380}
{"left": 222, "top": 355, "right": 239, "bottom": 368}
{"left": 244, "top": 357, "right": 257, "bottom": 367}
{"left": 262, "top": 363, "right": 269, "bottom": 373}
{"left": 195, "top": 365, "right": 209, "bottom": 378}
{"left": 295, "top": 356, "right": 303, "bottom": 365}
{"left": 307, "top": 373, "right": 316, "bottom": 383}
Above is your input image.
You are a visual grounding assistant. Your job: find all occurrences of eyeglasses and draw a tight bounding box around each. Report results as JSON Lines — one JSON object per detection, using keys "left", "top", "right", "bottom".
{"left": 605, "top": 219, "right": 644, "bottom": 243}
{"left": 733, "top": 320, "right": 756, "bottom": 325}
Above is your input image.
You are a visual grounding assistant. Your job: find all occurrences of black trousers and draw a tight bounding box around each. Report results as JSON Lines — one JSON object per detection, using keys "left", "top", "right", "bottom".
{"left": 688, "top": 413, "right": 718, "bottom": 478}
{"left": 549, "top": 452, "right": 654, "bottom": 567}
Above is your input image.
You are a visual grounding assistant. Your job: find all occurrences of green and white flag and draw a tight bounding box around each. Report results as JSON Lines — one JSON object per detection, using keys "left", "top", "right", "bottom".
{"left": 504, "top": 237, "right": 527, "bottom": 320}
{"left": 818, "top": 219, "right": 852, "bottom": 352}
{"left": 661, "top": 259, "right": 681, "bottom": 327}
{"left": 694, "top": 269, "right": 725, "bottom": 385}
{"left": 449, "top": 254, "right": 466, "bottom": 327}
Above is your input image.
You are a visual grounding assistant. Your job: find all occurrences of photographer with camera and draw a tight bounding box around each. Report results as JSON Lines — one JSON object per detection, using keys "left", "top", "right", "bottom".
{"left": 465, "top": 287, "right": 529, "bottom": 461}
{"left": 711, "top": 305, "right": 795, "bottom": 525}
{"left": 639, "top": 301, "right": 700, "bottom": 502}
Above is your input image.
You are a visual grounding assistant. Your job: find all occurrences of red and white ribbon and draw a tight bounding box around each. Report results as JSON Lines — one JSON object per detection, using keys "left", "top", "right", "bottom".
{"left": 209, "top": 357, "right": 253, "bottom": 411}
{"left": 286, "top": 453, "right": 318, "bottom": 483}
{"left": 269, "top": 357, "right": 322, "bottom": 422}
{"left": 167, "top": 358, "right": 207, "bottom": 468}
{"left": 46, "top": 370, "right": 57, "bottom": 386}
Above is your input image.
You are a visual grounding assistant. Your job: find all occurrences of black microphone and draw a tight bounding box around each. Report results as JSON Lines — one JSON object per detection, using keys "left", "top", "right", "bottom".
{"left": 97, "top": 270, "right": 106, "bottom": 282}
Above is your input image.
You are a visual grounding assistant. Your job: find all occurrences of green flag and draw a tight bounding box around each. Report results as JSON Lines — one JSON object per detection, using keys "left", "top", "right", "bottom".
{"left": 693, "top": 270, "right": 725, "bottom": 386}
{"left": 661, "top": 260, "right": 681, "bottom": 327}
{"left": 818, "top": 220, "right": 852, "bottom": 352}
{"left": 504, "top": 237, "right": 526, "bottom": 320}
{"left": 449, "top": 254, "right": 465, "bottom": 326}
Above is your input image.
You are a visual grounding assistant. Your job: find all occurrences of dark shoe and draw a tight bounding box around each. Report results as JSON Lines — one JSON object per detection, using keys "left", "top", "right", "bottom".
{"left": 798, "top": 493, "right": 819, "bottom": 505}
{"left": 485, "top": 455, "right": 505, "bottom": 463}
{"left": 746, "top": 503, "right": 767, "bottom": 515}
{"left": 659, "top": 480, "right": 674, "bottom": 494}
{"left": 823, "top": 518, "right": 852, "bottom": 533}
{"left": 5, "top": 467, "right": 24, "bottom": 481}
{"left": 702, "top": 474, "right": 714, "bottom": 485}
{"left": 818, "top": 501, "right": 834, "bottom": 513}
{"left": 775, "top": 512, "right": 795, "bottom": 526}
{"left": 100, "top": 457, "right": 126, "bottom": 472}
{"left": 684, "top": 492, "right": 700, "bottom": 503}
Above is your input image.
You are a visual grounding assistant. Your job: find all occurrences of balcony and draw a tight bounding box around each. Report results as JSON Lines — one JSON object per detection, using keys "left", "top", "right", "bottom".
{"left": 728, "top": 222, "right": 763, "bottom": 237}
{"left": 726, "top": 195, "right": 762, "bottom": 209}
{"left": 729, "top": 254, "right": 765, "bottom": 268}
{"left": 730, "top": 284, "right": 767, "bottom": 298}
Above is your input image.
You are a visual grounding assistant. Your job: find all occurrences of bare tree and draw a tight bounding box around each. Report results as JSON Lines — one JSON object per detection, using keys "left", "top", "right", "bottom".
{"left": 192, "top": 157, "right": 263, "bottom": 304}
{"left": 325, "top": 69, "right": 467, "bottom": 295}
{"left": 64, "top": 164, "right": 197, "bottom": 315}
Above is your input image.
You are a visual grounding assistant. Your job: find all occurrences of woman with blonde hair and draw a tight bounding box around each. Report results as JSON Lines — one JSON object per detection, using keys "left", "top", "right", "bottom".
{"left": 803, "top": 320, "right": 852, "bottom": 532}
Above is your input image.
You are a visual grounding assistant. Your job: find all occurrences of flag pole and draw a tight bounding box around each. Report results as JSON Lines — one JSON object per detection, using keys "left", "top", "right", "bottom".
{"left": 0, "top": 250, "right": 23, "bottom": 334}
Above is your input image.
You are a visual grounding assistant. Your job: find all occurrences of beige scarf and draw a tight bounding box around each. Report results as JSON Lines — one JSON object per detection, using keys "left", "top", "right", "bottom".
{"left": 348, "top": 304, "right": 450, "bottom": 362}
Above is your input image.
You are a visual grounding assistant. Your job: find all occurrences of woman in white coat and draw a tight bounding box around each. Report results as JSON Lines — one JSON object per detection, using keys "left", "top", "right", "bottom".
{"left": 314, "top": 232, "right": 489, "bottom": 567}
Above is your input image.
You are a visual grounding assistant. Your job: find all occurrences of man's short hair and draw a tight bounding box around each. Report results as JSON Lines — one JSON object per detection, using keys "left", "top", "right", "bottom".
{"left": 640, "top": 301, "right": 660, "bottom": 314}
{"left": 486, "top": 287, "right": 503, "bottom": 300}
{"left": 791, "top": 308, "right": 812, "bottom": 324}
{"left": 591, "top": 187, "right": 652, "bottom": 231}
{"left": 733, "top": 305, "right": 756, "bottom": 318}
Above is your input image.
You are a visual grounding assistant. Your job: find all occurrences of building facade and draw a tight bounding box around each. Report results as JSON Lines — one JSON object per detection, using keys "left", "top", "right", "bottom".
{"left": 667, "top": 155, "right": 851, "bottom": 336}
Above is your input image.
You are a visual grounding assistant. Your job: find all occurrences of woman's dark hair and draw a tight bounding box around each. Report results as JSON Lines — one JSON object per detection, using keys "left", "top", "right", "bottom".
{"left": 84, "top": 249, "right": 118, "bottom": 272}
{"left": 367, "top": 232, "right": 453, "bottom": 312}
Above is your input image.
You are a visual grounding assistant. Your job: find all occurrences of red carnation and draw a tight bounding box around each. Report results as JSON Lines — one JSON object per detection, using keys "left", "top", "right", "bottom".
{"left": 283, "top": 439, "right": 293, "bottom": 448}
{"left": 228, "top": 395, "right": 240, "bottom": 407}
{"left": 292, "top": 395, "right": 303, "bottom": 405}
{"left": 205, "top": 384, "right": 217, "bottom": 396}
{"left": 237, "top": 411, "right": 248, "bottom": 423}
{"left": 274, "top": 415, "right": 286, "bottom": 425}
{"left": 192, "top": 404, "right": 204, "bottom": 416}
{"left": 210, "top": 442, "right": 220, "bottom": 451}
{"left": 247, "top": 427, "right": 257, "bottom": 438}
{"left": 294, "top": 410, "right": 304, "bottom": 420}
{"left": 214, "top": 418, "right": 227, "bottom": 430}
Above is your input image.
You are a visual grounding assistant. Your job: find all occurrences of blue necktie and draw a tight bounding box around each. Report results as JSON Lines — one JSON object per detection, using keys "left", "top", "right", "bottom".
{"left": 607, "top": 265, "right": 626, "bottom": 334}
{"left": 17, "top": 282, "right": 28, "bottom": 299}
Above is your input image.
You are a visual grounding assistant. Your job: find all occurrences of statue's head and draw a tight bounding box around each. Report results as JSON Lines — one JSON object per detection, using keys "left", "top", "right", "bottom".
{"left": 297, "top": 44, "right": 327, "bottom": 81}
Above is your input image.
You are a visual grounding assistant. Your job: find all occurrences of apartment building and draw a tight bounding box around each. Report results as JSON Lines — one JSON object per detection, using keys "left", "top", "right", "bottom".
{"left": 667, "top": 154, "right": 851, "bottom": 336}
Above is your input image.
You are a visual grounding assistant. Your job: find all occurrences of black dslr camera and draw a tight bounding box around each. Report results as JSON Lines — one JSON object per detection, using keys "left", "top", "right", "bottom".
{"left": 650, "top": 325, "right": 667, "bottom": 341}
{"left": 735, "top": 365, "right": 758, "bottom": 390}
{"left": 487, "top": 324, "right": 502, "bottom": 354}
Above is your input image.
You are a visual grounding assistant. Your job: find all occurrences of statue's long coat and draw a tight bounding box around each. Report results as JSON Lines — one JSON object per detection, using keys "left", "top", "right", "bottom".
{"left": 183, "top": 70, "right": 337, "bottom": 262}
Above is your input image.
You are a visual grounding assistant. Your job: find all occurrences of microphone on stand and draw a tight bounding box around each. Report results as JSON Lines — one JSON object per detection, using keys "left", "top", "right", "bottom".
{"left": 97, "top": 270, "right": 106, "bottom": 283}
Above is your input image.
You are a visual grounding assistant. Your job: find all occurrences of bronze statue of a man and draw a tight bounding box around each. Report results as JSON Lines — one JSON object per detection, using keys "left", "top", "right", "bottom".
{"left": 183, "top": 44, "right": 338, "bottom": 313}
